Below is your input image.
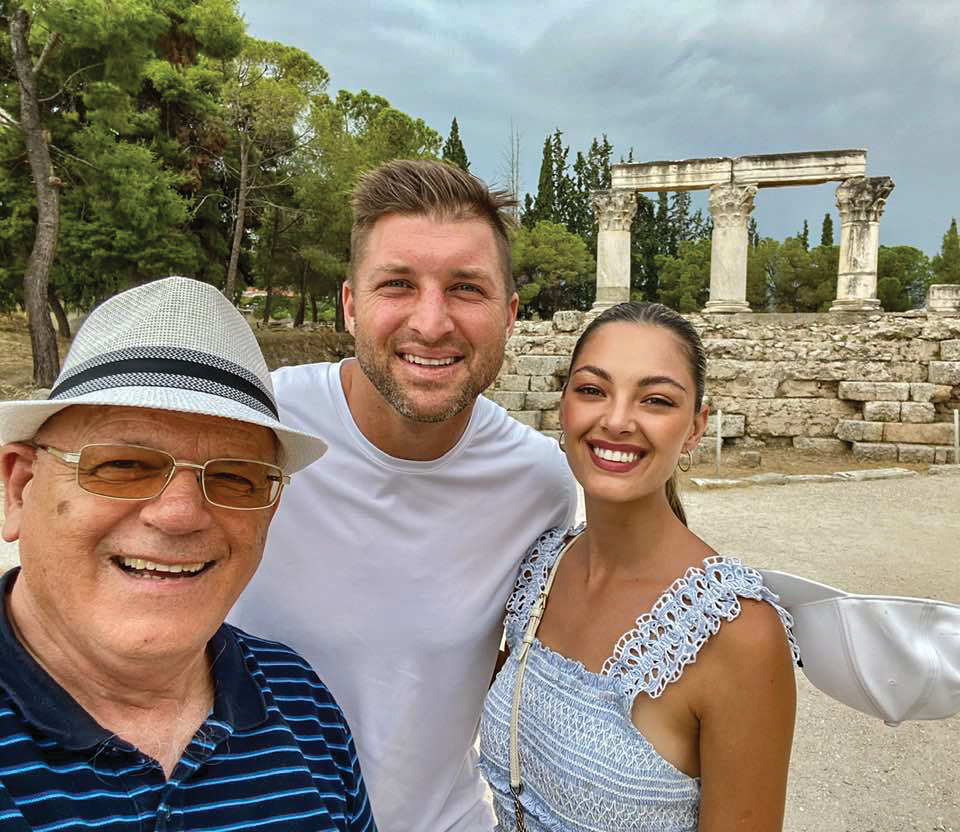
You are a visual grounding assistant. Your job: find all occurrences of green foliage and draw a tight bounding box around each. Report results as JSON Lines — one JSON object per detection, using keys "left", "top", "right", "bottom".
{"left": 746, "top": 238, "right": 779, "bottom": 310}
{"left": 567, "top": 135, "right": 612, "bottom": 248}
{"left": 512, "top": 221, "right": 595, "bottom": 317}
{"left": 877, "top": 245, "right": 932, "bottom": 310}
{"left": 629, "top": 195, "right": 659, "bottom": 302}
{"left": 53, "top": 127, "right": 199, "bottom": 305}
{"left": 441, "top": 116, "right": 469, "bottom": 171}
{"left": 932, "top": 218, "right": 960, "bottom": 284}
{"left": 798, "top": 219, "right": 809, "bottom": 250}
{"left": 820, "top": 213, "right": 834, "bottom": 247}
{"left": 657, "top": 238, "right": 711, "bottom": 312}
{"left": 770, "top": 238, "right": 837, "bottom": 312}
{"left": 523, "top": 135, "right": 555, "bottom": 229}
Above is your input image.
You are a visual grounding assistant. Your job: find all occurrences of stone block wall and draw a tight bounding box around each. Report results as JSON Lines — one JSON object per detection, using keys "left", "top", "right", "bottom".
{"left": 487, "top": 310, "right": 960, "bottom": 464}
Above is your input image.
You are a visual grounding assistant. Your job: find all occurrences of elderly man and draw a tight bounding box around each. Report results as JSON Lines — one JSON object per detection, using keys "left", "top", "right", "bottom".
{"left": 232, "top": 160, "right": 578, "bottom": 831}
{"left": 0, "top": 277, "right": 374, "bottom": 831}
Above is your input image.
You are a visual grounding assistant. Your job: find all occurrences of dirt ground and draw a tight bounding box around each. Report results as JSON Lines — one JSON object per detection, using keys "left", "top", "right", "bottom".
{"left": 681, "top": 474, "right": 960, "bottom": 832}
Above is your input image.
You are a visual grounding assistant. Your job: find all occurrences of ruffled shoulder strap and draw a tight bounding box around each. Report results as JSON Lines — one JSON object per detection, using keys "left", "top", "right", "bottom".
{"left": 503, "top": 523, "right": 584, "bottom": 649}
{"left": 603, "top": 556, "right": 801, "bottom": 700}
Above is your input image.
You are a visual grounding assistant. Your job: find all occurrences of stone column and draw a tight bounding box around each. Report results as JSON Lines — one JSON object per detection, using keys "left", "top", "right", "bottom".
{"left": 830, "top": 176, "right": 895, "bottom": 312}
{"left": 591, "top": 189, "right": 637, "bottom": 310}
{"left": 704, "top": 183, "right": 757, "bottom": 313}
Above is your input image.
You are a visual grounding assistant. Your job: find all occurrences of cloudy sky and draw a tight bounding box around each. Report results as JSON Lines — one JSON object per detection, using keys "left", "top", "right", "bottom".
{"left": 239, "top": 0, "right": 958, "bottom": 256}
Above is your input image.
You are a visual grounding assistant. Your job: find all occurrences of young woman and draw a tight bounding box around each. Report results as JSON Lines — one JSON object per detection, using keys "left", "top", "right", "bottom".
{"left": 479, "top": 302, "right": 799, "bottom": 832}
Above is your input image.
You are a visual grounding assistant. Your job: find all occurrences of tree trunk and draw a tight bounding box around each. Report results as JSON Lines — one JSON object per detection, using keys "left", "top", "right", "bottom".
{"left": 10, "top": 9, "right": 61, "bottom": 386}
{"left": 309, "top": 291, "right": 318, "bottom": 323}
{"left": 262, "top": 207, "right": 279, "bottom": 323}
{"left": 48, "top": 288, "right": 70, "bottom": 338}
{"left": 335, "top": 278, "right": 345, "bottom": 332}
{"left": 294, "top": 263, "right": 307, "bottom": 327}
{"left": 224, "top": 135, "right": 249, "bottom": 302}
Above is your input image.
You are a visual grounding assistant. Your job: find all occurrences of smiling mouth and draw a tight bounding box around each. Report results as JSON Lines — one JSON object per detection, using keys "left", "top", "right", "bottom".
{"left": 590, "top": 444, "right": 644, "bottom": 464}
{"left": 399, "top": 353, "right": 463, "bottom": 367}
{"left": 113, "top": 556, "right": 215, "bottom": 579}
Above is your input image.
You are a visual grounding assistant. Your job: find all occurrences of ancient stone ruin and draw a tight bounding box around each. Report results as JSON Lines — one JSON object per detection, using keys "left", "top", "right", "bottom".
{"left": 592, "top": 149, "right": 895, "bottom": 313}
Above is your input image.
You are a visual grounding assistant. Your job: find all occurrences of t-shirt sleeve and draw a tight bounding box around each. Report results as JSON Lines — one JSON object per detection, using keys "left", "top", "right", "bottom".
{"left": 552, "top": 440, "right": 579, "bottom": 529}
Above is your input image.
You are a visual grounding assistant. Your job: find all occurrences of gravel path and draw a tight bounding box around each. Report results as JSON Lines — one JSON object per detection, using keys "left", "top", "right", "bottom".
{"left": 2, "top": 473, "right": 958, "bottom": 829}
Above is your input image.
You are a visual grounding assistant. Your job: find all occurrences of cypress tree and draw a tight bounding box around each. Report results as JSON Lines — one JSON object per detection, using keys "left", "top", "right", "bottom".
{"left": 820, "top": 213, "right": 835, "bottom": 247}
{"left": 932, "top": 218, "right": 960, "bottom": 284}
{"left": 441, "top": 117, "right": 470, "bottom": 171}
{"left": 530, "top": 136, "right": 555, "bottom": 225}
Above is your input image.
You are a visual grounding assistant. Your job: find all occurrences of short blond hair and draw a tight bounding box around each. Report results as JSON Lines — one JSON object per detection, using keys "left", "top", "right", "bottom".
{"left": 350, "top": 159, "right": 517, "bottom": 294}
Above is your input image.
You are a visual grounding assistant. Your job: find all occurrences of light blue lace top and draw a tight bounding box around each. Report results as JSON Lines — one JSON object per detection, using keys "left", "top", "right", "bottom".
{"left": 478, "top": 525, "right": 800, "bottom": 832}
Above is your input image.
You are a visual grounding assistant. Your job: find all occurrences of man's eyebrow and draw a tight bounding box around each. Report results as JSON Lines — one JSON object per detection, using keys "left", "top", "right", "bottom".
{"left": 451, "top": 267, "right": 495, "bottom": 281}
{"left": 570, "top": 365, "right": 688, "bottom": 391}
{"left": 372, "top": 263, "right": 412, "bottom": 275}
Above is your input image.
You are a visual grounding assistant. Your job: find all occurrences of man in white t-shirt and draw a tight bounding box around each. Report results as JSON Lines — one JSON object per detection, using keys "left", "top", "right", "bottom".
{"left": 231, "top": 160, "right": 577, "bottom": 831}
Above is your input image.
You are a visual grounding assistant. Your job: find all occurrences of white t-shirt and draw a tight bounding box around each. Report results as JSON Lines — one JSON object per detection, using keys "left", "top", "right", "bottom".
{"left": 231, "top": 360, "right": 577, "bottom": 832}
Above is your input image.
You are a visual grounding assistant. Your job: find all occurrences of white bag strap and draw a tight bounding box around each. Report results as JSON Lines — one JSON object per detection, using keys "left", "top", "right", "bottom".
{"left": 508, "top": 533, "right": 580, "bottom": 813}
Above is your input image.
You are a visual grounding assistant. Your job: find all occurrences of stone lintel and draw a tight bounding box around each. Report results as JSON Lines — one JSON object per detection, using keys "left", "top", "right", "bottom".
{"left": 734, "top": 150, "right": 867, "bottom": 188}
{"left": 611, "top": 149, "right": 867, "bottom": 191}
{"left": 611, "top": 158, "right": 730, "bottom": 191}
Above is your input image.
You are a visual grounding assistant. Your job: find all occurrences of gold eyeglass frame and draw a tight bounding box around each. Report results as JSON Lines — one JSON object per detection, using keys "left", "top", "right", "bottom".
{"left": 34, "top": 442, "right": 290, "bottom": 511}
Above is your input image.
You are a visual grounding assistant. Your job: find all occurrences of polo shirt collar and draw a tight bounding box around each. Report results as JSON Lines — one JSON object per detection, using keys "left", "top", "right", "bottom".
{"left": 0, "top": 568, "right": 266, "bottom": 749}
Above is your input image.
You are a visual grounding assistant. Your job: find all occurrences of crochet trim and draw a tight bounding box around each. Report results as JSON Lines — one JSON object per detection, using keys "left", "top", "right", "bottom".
{"left": 505, "top": 528, "right": 800, "bottom": 700}
{"left": 604, "top": 556, "right": 801, "bottom": 699}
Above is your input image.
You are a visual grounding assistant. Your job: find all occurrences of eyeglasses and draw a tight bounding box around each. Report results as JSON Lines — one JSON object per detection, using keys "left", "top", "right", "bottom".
{"left": 35, "top": 443, "right": 290, "bottom": 511}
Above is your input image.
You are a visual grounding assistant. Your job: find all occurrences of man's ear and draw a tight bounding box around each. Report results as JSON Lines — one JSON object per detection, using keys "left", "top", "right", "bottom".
{"left": 505, "top": 291, "right": 519, "bottom": 337}
{"left": 342, "top": 279, "right": 356, "bottom": 336}
{"left": 1, "top": 444, "right": 36, "bottom": 543}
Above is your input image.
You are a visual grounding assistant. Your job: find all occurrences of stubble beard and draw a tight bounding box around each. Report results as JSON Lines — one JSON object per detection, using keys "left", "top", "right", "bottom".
{"left": 352, "top": 329, "right": 506, "bottom": 424}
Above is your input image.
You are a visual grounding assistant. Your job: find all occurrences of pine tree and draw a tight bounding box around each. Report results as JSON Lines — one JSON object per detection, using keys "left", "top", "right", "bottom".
{"left": 820, "top": 213, "right": 835, "bottom": 247}
{"left": 798, "top": 219, "right": 810, "bottom": 250}
{"left": 932, "top": 218, "right": 960, "bottom": 284}
{"left": 441, "top": 117, "right": 470, "bottom": 171}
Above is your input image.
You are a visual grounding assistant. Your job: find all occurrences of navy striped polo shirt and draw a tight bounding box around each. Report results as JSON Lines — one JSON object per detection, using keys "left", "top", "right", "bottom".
{"left": 0, "top": 569, "right": 376, "bottom": 831}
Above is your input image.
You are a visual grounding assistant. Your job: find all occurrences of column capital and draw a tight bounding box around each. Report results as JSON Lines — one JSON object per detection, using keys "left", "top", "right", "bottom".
{"left": 835, "top": 176, "right": 894, "bottom": 224}
{"left": 708, "top": 182, "right": 757, "bottom": 228}
{"left": 592, "top": 189, "right": 637, "bottom": 232}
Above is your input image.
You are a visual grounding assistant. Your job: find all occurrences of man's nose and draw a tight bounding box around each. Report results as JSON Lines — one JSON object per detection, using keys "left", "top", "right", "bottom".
{"left": 138, "top": 468, "right": 213, "bottom": 534}
{"left": 406, "top": 287, "right": 455, "bottom": 342}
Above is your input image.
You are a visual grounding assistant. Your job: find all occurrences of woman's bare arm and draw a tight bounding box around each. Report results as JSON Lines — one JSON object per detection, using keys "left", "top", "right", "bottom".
{"left": 697, "top": 599, "right": 797, "bottom": 831}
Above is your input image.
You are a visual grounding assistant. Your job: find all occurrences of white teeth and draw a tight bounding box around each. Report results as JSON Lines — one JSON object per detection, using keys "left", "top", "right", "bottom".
{"left": 592, "top": 446, "right": 639, "bottom": 464}
{"left": 402, "top": 354, "right": 457, "bottom": 366}
{"left": 118, "top": 557, "right": 206, "bottom": 574}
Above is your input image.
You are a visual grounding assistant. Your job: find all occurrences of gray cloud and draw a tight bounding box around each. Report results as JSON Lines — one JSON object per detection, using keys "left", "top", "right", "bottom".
{"left": 240, "top": 0, "right": 959, "bottom": 254}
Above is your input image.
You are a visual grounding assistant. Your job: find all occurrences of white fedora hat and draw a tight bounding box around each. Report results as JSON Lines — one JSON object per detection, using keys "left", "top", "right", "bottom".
{"left": 760, "top": 569, "right": 960, "bottom": 726}
{"left": 0, "top": 276, "right": 326, "bottom": 473}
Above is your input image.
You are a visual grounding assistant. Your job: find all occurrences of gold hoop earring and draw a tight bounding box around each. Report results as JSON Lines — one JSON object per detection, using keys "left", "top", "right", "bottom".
{"left": 678, "top": 450, "right": 692, "bottom": 472}
{"left": 558, "top": 431, "right": 565, "bottom": 450}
